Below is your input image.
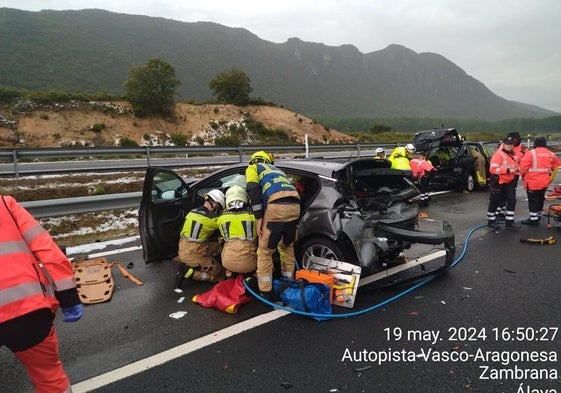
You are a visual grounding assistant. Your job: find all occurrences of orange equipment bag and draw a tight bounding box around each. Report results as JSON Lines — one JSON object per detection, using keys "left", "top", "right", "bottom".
{"left": 295, "top": 269, "right": 335, "bottom": 304}
{"left": 72, "top": 257, "right": 143, "bottom": 304}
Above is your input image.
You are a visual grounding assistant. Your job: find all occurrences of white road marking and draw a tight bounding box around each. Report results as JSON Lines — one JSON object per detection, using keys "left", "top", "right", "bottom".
{"left": 71, "top": 309, "right": 289, "bottom": 392}
{"left": 71, "top": 246, "right": 445, "bottom": 392}
{"left": 86, "top": 246, "right": 143, "bottom": 259}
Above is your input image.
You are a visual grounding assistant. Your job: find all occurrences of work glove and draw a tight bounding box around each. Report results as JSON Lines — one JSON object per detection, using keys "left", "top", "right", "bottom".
{"left": 62, "top": 304, "right": 83, "bottom": 322}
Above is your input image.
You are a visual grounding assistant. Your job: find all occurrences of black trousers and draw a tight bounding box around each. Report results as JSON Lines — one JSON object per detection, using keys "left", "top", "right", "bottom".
{"left": 526, "top": 188, "right": 547, "bottom": 215}
{"left": 0, "top": 308, "right": 54, "bottom": 352}
{"left": 488, "top": 177, "right": 517, "bottom": 216}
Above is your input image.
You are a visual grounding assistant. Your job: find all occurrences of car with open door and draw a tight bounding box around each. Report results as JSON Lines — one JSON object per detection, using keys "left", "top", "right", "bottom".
{"left": 413, "top": 128, "right": 491, "bottom": 192}
{"left": 139, "top": 158, "right": 455, "bottom": 285}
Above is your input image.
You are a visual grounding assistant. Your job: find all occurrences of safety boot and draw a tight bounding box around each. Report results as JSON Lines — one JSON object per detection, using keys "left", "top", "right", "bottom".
{"left": 487, "top": 220, "right": 500, "bottom": 230}
{"left": 505, "top": 220, "right": 521, "bottom": 230}
{"left": 175, "top": 264, "right": 194, "bottom": 289}
{"left": 521, "top": 218, "right": 539, "bottom": 226}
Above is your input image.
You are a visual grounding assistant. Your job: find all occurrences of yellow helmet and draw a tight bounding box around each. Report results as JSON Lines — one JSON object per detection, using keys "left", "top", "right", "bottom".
{"left": 225, "top": 185, "right": 248, "bottom": 210}
{"left": 249, "top": 151, "right": 272, "bottom": 165}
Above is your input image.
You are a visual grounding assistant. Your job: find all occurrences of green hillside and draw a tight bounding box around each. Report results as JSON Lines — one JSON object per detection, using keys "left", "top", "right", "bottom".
{"left": 0, "top": 8, "right": 557, "bottom": 120}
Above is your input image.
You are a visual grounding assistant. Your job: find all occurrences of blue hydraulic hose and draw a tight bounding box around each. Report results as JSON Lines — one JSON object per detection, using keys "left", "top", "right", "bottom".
{"left": 243, "top": 223, "right": 488, "bottom": 319}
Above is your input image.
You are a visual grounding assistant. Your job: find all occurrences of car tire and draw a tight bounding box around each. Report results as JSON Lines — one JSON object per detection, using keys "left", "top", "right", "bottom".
{"left": 463, "top": 172, "right": 475, "bottom": 192}
{"left": 297, "top": 238, "right": 346, "bottom": 270}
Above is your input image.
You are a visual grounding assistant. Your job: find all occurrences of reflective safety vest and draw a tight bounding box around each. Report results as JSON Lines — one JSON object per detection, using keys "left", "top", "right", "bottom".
{"left": 520, "top": 147, "right": 561, "bottom": 190}
{"left": 388, "top": 147, "right": 407, "bottom": 162}
{"left": 0, "top": 195, "right": 78, "bottom": 323}
{"left": 217, "top": 211, "right": 257, "bottom": 241}
{"left": 245, "top": 163, "right": 299, "bottom": 218}
{"left": 489, "top": 149, "right": 518, "bottom": 184}
{"left": 391, "top": 155, "right": 411, "bottom": 171}
{"left": 180, "top": 205, "right": 219, "bottom": 242}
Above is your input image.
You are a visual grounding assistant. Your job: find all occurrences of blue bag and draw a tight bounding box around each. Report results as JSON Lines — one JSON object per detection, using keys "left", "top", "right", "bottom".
{"left": 273, "top": 279, "right": 332, "bottom": 321}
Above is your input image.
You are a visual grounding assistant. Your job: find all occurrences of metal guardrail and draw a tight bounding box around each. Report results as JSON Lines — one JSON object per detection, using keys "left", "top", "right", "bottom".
{"left": 21, "top": 192, "right": 143, "bottom": 218}
{"left": 0, "top": 143, "right": 396, "bottom": 177}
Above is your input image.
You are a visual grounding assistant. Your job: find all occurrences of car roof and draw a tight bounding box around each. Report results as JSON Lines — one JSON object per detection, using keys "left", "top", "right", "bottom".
{"left": 276, "top": 159, "right": 344, "bottom": 178}
{"left": 210, "top": 158, "right": 382, "bottom": 179}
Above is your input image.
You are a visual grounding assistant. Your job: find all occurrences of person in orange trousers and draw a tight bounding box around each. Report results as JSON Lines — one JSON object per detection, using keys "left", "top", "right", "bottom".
{"left": 1, "top": 194, "right": 83, "bottom": 393}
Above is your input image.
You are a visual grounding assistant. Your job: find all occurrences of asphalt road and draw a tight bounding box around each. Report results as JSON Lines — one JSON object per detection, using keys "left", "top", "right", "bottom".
{"left": 2, "top": 187, "right": 561, "bottom": 393}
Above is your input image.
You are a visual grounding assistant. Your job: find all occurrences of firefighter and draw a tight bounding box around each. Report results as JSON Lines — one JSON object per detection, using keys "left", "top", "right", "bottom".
{"left": 0, "top": 194, "right": 82, "bottom": 393}
{"left": 217, "top": 185, "right": 257, "bottom": 274}
{"left": 245, "top": 151, "right": 300, "bottom": 299}
{"left": 176, "top": 189, "right": 226, "bottom": 287}
{"left": 374, "top": 147, "right": 386, "bottom": 160}
{"left": 486, "top": 136, "right": 521, "bottom": 230}
{"left": 409, "top": 152, "right": 436, "bottom": 207}
{"left": 519, "top": 137, "right": 561, "bottom": 226}
{"left": 389, "top": 144, "right": 414, "bottom": 175}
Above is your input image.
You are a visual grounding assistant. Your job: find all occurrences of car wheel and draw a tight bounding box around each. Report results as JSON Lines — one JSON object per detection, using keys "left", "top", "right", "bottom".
{"left": 297, "top": 238, "right": 345, "bottom": 269}
{"left": 463, "top": 173, "right": 475, "bottom": 192}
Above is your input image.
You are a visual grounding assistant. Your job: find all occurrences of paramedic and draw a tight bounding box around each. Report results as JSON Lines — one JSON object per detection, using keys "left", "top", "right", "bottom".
{"left": 486, "top": 136, "right": 521, "bottom": 230}
{"left": 0, "top": 194, "right": 82, "bottom": 393}
{"left": 217, "top": 185, "right": 257, "bottom": 274}
{"left": 176, "top": 189, "right": 226, "bottom": 287}
{"left": 245, "top": 151, "right": 300, "bottom": 298}
{"left": 409, "top": 152, "right": 436, "bottom": 207}
{"left": 519, "top": 137, "right": 561, "bottom": 225}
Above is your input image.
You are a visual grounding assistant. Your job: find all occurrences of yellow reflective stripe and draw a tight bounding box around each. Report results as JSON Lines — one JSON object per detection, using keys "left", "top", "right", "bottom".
{"left": 0, "top": 281, "right": 45, "bottom": 307}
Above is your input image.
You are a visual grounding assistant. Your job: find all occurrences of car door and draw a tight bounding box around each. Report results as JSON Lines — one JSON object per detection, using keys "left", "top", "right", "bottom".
{"left": 139, "top": 167, "right": 193, "bottom": 263}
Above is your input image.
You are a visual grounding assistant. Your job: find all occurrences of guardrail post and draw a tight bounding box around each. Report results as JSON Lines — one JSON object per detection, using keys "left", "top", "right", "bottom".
{"left": 238, "top": 146, "right": 244, "bottom": 163}
{"left": 146, "top": 146, "right": 151, "bottom": 168}
{"left": 12, "top": 150, "right": 19, "bottom": 179}
{"left": 356, "top": 143, "right": 361, "bottom": 158}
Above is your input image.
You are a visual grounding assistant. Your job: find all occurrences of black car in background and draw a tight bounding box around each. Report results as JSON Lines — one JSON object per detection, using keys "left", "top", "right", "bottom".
{"left": 413, "top": 128, "right": 491, "bottom": 192}
{"left": 139, "top": 158, "right": 455, "bottom": 283}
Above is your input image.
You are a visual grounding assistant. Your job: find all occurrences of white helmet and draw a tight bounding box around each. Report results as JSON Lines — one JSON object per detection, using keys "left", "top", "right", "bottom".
{"left": 225, "top": 185, "right": 248, "bottom": 209}
{"left": 205, "top": 189, "right": 225, "bottom": 209}
{"left": 375, "top": 147, "right": 384, "bottom": 154}
{"left": 405, "top": 143, "right": 415, "bottom": 153}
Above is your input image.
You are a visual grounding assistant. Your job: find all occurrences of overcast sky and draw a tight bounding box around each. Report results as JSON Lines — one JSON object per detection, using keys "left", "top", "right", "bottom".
{"left": 3, "top": 0, "right": 561, "bottom": 113}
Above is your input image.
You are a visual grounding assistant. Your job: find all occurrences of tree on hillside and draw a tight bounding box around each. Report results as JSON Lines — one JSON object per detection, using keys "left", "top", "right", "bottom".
{"left": 208, "top": 68, "right": 252, "bottom": 106}
{"left": 124, "top": 58, "right": 181, "bottom": 116}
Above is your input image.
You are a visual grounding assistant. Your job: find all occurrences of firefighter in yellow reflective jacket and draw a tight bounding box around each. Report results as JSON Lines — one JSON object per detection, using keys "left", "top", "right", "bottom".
{"left": 217, "top": 185, "right": 257, "bottom": 275}
{"left": 176, "top": 189, "right": 226, "bottom": 288}
{"left": 245, "top": 151, "right": 300, "bottom": 298}
{"left": 389, "top": 144, "right": 414, "bottom": 173}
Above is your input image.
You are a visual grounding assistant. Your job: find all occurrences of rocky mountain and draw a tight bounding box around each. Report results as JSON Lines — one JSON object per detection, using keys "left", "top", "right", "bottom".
{"left": 0, "top": 8, "right": 557, "bottom": 120}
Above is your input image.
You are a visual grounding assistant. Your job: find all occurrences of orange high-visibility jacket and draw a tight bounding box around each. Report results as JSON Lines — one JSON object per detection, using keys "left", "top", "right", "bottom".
{"left": 489, "top": 149, "right": 519, "bottom": 184}
{"left": 0, "top": 195, "right": 79, "bottom": 323}
{"left": 520, "top": 147, "right": 561, "bottom": 191}
{"left": 409, "top": 158, "right": 435, "bottom": 179}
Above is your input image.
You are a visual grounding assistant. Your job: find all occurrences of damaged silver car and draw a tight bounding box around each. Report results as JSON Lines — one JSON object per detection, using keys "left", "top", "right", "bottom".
{"left": 139, "top": 158, "right": 455, "bottom": 282}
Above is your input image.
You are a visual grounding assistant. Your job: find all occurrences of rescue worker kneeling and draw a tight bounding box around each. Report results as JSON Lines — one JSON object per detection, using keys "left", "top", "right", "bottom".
{"left": 176, "top": 189, "right": 226, "bottom": 288}
{"left": 217, "top": 185, "right": 257, "bottom": 275}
